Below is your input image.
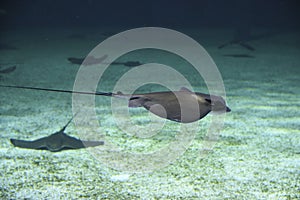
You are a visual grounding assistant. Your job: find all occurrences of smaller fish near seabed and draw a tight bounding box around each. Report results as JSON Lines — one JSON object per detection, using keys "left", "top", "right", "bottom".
{"left": 0, "top": 66, "right": 16, "bottom": 74}
{"left": 222, "top": 54, "right": 255, "bottom": 58}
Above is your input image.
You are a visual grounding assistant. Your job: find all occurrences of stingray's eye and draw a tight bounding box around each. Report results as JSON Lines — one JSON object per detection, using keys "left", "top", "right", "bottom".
{"left": 205, "top": 98, "right": 212, "bottom": 104}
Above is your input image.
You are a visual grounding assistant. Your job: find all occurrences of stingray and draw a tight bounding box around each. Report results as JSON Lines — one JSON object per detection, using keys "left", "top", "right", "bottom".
{"left": 0, "top": 65, "right": 16, "bottom": 74}
{"left": 218, "top": 27, "right": 255, "bottom": 51}
{"left": 10, "top": 115, "right": 104, "bottom": 152}
{"left": 110, "top": 61, "right": 143, "bottom": 67}
{"left": 222, "top": 54, "right": 255, "bottom": 58}
{"left": 218, "top": 40, "right": 255, "bottom": 51}
{"left": 103, "top": 87, "right": 231, "bottom": 123}
{"left": 0, "top": 85, "right": 230, "bottom": 123}
{"left": 67, "top": 56, "right": 142, "bottom": 67}
{"left": 218, "top": 27, "right": 282, "bottom": 51}
{"left": 68, "top": 55, "right": 108, "bottom": 66}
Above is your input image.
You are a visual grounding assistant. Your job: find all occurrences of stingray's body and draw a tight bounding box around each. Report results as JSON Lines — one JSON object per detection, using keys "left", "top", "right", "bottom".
{"left": 10, "top": 116, "right": 104, "bottom": 152}
{"left": 109, "top": 87, "right": 230, "bottom": 123}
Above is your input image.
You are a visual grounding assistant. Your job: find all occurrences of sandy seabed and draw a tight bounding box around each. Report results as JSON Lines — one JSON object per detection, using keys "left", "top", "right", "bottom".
{"left": 0, "top": 27, "right": 299, "bottom": 199}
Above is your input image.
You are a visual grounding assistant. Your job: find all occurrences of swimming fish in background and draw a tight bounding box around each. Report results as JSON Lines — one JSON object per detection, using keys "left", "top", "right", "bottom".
{"left": 10, "top": 115, "right": 104, "bottom": 152}
{"left": 67, "top": 55, "right": 108, "bottom": 66}
{"left": 1, "top": 85, "right": 231, "bottom": 123}
{"left": 0, "top": 66, "right": 16, "bottom": 74}
{"left": 222, "top": 54, "right": 255, "bottom": 58}
{"left": 67, "top": 56, "right": 143, "bottom": 67}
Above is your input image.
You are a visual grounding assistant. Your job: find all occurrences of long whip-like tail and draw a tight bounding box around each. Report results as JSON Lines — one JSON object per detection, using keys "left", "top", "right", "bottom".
{"left": 0, "top": 84, "right": 114, "bottom": 96}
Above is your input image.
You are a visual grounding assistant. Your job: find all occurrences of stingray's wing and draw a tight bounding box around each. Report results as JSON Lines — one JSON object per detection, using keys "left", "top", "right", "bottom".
{"left": 239, "top": 42, "right": 255, "bottom": 51}
{"left": 218, "top": 42, "right": 230, "bottom": 49}
{"left": 81, "top": 140, "right": 104, "bottom": 147}
{"left": 58, "top": 133, "right": 104, "bottom": 150}
{"left": 10, "top": 137, "right": 50, "bottom": 150}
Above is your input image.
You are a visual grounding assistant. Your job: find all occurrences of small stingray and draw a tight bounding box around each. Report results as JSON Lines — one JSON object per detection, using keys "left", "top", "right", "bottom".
{"left": 218, "top": 27, "right": 256, "bottom": 51}
{"left": 222, "top": 54, "right": 255, "bottom": 58}
{"left": 218, "top": 40, "right": 255, "bottom": 51}
{"left": 218, "top": 27, "right": 282, "bottom": 51}
{"left": 0, "top": 66, "right": 16, "bottom": 74}
{"left": 10, "top": 115, "right": 104, "bottom": 152}
{"left": 111, "top": 61, "right": 143, "bottom": 67}
{"left": 67, "top": 56, "right": 142, "bottom": 67}
{"left": 68, "top": 55, "right": 108, "bottom": 66}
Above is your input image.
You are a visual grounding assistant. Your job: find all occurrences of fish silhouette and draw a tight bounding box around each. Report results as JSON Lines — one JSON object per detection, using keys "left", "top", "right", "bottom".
{"left": 0, "top": 66, "right": 16, "bottom": 74}
{"left": 67, "top": 56, "right": 142, "bottom": 67}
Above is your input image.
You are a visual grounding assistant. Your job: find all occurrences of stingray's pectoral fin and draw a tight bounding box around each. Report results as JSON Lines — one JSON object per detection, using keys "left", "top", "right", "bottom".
{"left": 81, "top": 140, "right": 104, "bottom": 147}
{"left": 218, "top": 43, "right": 229, "bottom": 49}
{"left": 239, "top": 42, "right": 255, "bottom": 51}
{"left": 61, "top": 135, "right": 104, "bottom": 150}
{"left": 10, "top": 138, "right": 47, "bottom": 150}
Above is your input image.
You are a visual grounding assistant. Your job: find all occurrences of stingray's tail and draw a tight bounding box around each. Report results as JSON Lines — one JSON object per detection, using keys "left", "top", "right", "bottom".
{"left": 0, "top": 84, "right": 115, "bottom": 97}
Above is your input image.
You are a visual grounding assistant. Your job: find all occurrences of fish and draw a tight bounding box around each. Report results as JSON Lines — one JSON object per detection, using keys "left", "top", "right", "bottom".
{"left": 0, "top": 85, "right": 231, "bottom": 123}
{"left": 105, "top": 87, "right": 231, "bottom": 123}
{"left": 218, "top": 27, "right": 281, "bottom": 51}
{"left": 218, "top": 40, "right": 255, "bottom": 51}
{"left": 67, "top": 55, "right": 108, "bottom": 66}
{"left": 218, "top": 27, "right": 255, "bottom": 51}
{"left": 111, "top": 61, "right": 143, "bottom": 67}
{"left": 0, "top": 66, "right": 16, "bottom": 74}
{"left": 67, "top": 56, "right": 142, "bottom": 67}
{"left": 10, "top": 114, "right": 104, "bottom": 152}
{"left": 222, "top": 54, "right": 255, "bottom": 58}
{"left": 67, "top": 57, "right": 85, "bottom": 65}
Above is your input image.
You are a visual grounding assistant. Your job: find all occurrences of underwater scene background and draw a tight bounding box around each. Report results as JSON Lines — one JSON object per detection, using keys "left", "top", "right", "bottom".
{"left": 0, "top": 0, "right": 299, "bottom": 199}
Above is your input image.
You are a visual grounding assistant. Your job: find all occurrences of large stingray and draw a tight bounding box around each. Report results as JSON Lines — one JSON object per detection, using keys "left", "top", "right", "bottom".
{"left": 105, "top": 87, "right": 230, "bottom": 123}
{"left": 10, "top": 115, "right": 104, "bottom": 152}
{"left": 1, "top": 85, "right": 230, "bottom": 123}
